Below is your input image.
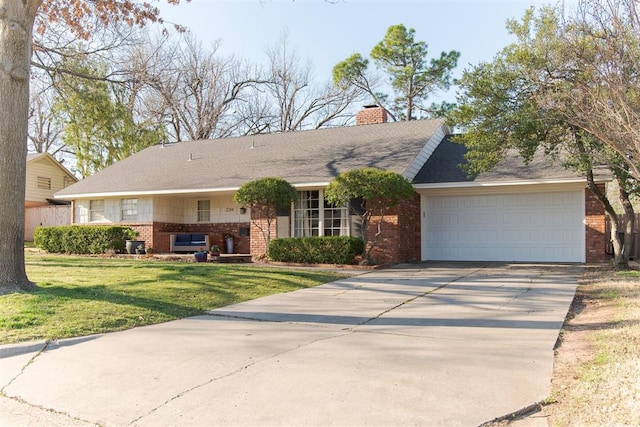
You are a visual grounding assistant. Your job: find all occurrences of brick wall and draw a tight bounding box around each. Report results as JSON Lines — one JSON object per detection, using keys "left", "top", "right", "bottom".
{"left": 355, "top": 106, "right": 387, "bottom": 126}
{"left": 397, "top": 193, "right": 422, "bottom": 262}
{"left": 585, "top": 185, "right": 607, "bottom": 263}
{"left": 249, "top": 205, "right": 276, "bottom": 258}
{"left": 366, "top": 207, "right": 397, "bottom": 264}
{"left": 120, "top": 221, "right": 154, "bottom": 246}
{"left": 147, "top": 222, "right": 250, "bottom": 254}
{"left": 367, "top": 193, "right": 421, "bottom": 264}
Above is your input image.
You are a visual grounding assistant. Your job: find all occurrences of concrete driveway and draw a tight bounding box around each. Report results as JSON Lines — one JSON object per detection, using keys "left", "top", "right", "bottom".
{"left": 0, "top": 262, "right": 580, "bottom": 427}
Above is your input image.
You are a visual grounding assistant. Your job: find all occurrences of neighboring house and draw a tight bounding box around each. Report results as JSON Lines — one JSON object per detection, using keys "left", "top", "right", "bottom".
{"left": 25, "top": 153, "right": 78, "bottom": 240}
{"left": 54, "top": 106, "right": 609, "bottom": 264}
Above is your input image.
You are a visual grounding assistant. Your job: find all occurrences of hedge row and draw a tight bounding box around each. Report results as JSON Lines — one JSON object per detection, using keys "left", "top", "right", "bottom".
{"left": 34, "top": 226, "right": 137, "bottom": 254}
{"left": 267, "top": 236, "right": 363, "bottom": 265}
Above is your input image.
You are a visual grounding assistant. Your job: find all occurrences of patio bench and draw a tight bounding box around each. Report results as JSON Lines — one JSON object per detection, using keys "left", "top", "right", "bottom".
{"left": 170, "top": 233, "right": 210, "bottom": 253}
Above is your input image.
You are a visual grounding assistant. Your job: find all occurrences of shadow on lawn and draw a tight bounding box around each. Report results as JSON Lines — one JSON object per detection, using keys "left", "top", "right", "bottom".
{"left": 32, "top": 281, "right": 235, "bottom": 319}
{"left": 29, "top": 264, "right": 324, "bottom": 320}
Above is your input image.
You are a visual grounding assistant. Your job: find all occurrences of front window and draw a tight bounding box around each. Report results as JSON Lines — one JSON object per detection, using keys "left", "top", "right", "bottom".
{"left": 294, "top": 190, "right": 349, "bottom": 237}
{"left": 121, "top": 198, "right": 138, "bottom": 221}
{"left": 197, "top": 200, "right": 211, "bottom": 222}
{"left": 323, "top": 199, "right": 349, "bottom": 236}
{"left": 294, "top": 191, "right": 320, "bottom": 236}
{"left": 89, "top": 200, "right": 105, "bottom": 222}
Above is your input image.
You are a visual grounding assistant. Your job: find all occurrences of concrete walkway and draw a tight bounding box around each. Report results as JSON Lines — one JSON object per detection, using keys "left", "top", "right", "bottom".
{"left": 0, "top": 262, "right": 580, "bottom": 427}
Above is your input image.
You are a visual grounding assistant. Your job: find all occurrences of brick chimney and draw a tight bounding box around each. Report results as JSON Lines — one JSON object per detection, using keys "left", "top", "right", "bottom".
{"left": 356, "top": 105, "right": 388, "bottom": 125}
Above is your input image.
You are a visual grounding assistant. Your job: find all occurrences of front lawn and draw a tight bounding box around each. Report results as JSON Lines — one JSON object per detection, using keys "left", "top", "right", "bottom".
{"left": 0, "top": 254, "right": 347, "bottom": 344}
{"left": 542, "top": 268, "right": 640, "bottom": 426}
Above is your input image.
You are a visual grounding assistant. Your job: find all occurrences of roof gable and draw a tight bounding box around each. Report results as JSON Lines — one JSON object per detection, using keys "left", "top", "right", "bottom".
{"left": 413, "top": 136, "right": 611, "bottom": 186}
{"left": 27, "top": 153, "right": 78, "bottom": 183}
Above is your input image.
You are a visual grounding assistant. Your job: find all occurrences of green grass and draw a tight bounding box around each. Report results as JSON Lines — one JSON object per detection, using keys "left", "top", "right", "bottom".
{"left": 0, "top": 254, "right": 347, "bottom": 344}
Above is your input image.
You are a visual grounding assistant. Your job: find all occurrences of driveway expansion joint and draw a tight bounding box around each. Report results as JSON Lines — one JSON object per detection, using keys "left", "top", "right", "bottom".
{"left": 500, "top": 286, "right": 535, "bottom": 310}
{"left": 205, "top": 311, "right": 280, "bottom": 323}
{"left": 348, "top": 265, "right": 490, "bottom": 331}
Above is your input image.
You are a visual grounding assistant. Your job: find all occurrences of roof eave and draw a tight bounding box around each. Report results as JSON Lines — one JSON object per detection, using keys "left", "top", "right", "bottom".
{"left": 412, "top": 176, "right": 612, "bottom": 190}
{"left": 54, "top": 181, "right": 333, "bottom": 200}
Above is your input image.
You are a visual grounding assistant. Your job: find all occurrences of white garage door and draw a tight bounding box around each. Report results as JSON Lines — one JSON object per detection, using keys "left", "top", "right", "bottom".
{"left": 422, "top": 191, "right": 585, "bottom": 262}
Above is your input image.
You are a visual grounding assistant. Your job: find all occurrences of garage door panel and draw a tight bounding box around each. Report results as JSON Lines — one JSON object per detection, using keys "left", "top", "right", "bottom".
{"left": 423, "top": 191, "right": 584, "bottom": 262}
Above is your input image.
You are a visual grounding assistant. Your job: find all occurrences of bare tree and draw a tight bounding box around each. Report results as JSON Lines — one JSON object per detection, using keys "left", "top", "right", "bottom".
{"left": 255, "top": 32, "right": 361, "bottom": 133}
{"left": 131, "top": 33, "right": 258, "bottom": 141}
{"left": 543, "top": 0, "right": 640, "bottom": 180}
{"left": 28, "top": 77, "right": 64, "bottom": 155}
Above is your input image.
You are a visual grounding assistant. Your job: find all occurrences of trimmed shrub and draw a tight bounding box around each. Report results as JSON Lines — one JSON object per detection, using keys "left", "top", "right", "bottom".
{"left": 267, "top": 236, "right": 364, "bottom": 265}
{"left": 34, "top": 226, "right": 136, "bottom": 254}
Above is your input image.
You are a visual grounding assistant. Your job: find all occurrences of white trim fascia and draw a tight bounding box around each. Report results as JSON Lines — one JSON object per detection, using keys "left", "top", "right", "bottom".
{"left": 413, "top": 176, "right": 611, "bottom": 190}
{"left": 402, "top": 122, "right": 450, "bottom": 181}
{"left": 291, "top": 182, "right": 331, "bottom": 189}
{"left": 54, "top": 182, "right": 333, "bottom": 200}
{"left": 54, "top": 187, "right": 243, "bottom": 200}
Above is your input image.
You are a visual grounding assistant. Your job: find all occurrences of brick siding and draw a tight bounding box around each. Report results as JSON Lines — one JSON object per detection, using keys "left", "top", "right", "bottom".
{"left": 396, "top": 193, "right": 422, "bottom": 262}
{"left": 249, "top": 205, "right": 276, "bottom": 258}
{"left": 366, "top": 193, "right": 421, "bottom": 264}
{"left": 355, "top": 106, "right": 387, "bottom": 126}
{"left": 120, "top": 222, "right": 153, "bottom": 245}
{"left": 585, "top": 185, "right": 607, "bottom": 263}
{"left": 126, "top": 222, "right": 251, "bottom": 254}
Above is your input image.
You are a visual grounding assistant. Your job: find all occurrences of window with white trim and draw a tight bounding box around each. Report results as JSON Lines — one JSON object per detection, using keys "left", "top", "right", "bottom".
{"left": 89, "top": 200, "right": 105, "bottom": 222}
{"left": 121, "top": 198, "right": 138, "bottom": 221}
{"left": 294, "top": 190, "right": 349, "bottom": 237}
{"left": 323, "top": 199, "right": 349, "bottom": 236}
{"left": 294, "top": 191, "right": 320, "bottom": 236}
{"left": 197, "top": 200, "right": 211, "bottom": 222}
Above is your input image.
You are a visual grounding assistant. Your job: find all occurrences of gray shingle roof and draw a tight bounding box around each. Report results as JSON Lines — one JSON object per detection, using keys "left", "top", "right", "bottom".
{"left": 412, "top": 135, "right": 472, "bottom": 183}
{"left": 56, "top": 119, "right": 446, "bottom": 198}
{"left": 413, "top": 136, "right": 611, "bottom": 184}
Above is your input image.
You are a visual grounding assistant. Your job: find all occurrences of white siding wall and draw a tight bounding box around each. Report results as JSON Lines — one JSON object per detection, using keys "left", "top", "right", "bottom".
{"left": 136, "top": 198, "right": 153, "bottom": 221}
{"left": 154, "top": 197, "right": 186, "bottom": 223}
{"left": 75, "top": 197, "right": 153, "bottom": 223}
{"left": 74, "top": 195, "right": 250, "bottom": 224}
{"left": 26, "top": 157, "right": 76, "bottom": 204}
{"left": 182, "top": 195, "right": 250, "bottom": 224}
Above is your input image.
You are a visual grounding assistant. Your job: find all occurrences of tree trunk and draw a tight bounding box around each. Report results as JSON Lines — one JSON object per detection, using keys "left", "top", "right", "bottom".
{"left": 0, "top": 0, "right": 41, "bottom": 294}
{"left": 617, "top": 178, "right": 635, "bottom": 269}
{"left": 582, "top": 166, "right": 629, "bottom": 269}
{"left": 406, "top": 83, "right": 413, "bottom": 121}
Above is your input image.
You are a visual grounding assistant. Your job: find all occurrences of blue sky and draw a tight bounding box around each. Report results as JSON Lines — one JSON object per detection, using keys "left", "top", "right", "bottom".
{"left": 158, "top": 0, "right": 561, "bottom": 103}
